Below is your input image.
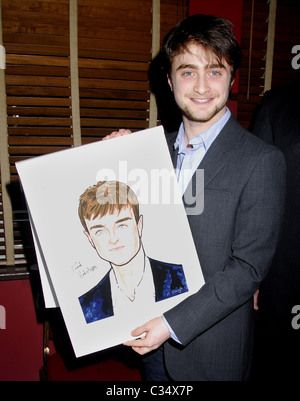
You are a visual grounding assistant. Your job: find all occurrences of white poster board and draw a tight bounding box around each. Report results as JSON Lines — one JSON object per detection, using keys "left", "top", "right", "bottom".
{"left": 16, "top": 126, "right": 204, "bottom": 357}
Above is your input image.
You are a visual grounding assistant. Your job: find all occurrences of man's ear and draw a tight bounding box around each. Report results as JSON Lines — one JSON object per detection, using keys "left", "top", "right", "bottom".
{"left": 167, "top": 73, "right": 173, "bottom": 91}
{"left": 84, "top": 230, "right": 95, "bottom": 249}
{"left": 137, "top": 215, "right": 143, "bottom": 237}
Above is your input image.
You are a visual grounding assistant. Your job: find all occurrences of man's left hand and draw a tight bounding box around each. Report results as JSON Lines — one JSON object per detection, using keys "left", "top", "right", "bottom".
{"left": 254, "top": 289, "right": 259, "bottom": 310}
{"left": 123, "top": 317, "right": 171, "bottom": 355}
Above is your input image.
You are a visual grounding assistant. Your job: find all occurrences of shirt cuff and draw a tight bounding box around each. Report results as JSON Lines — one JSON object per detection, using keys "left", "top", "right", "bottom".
{"left": 162, "top": 314, "right": 182, "bottom": 344}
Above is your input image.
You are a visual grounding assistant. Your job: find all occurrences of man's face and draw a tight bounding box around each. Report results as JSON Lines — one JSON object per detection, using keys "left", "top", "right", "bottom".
{"left": 84, "top": 207, "right": 143, "bottom": 267}
{"left": 168, "top": 43, "right": 234, "bottom": 128}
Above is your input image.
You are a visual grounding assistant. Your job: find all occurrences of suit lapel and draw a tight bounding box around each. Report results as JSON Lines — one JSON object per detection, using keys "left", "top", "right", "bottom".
{"left": 166, "top": 115, "right": 242, "bottom": 197}
{"left": 185, "top": 115, "right": 241, "bottom": 194}
{"left": 166, "top": 131, "right": 179, "bottom": 169}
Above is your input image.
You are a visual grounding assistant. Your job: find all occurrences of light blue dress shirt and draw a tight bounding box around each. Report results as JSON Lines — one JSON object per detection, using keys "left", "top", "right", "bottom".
{"left": 174, "top": 107, "right": 231, "bottom": 195}
{"left": 163, "top": 107, "right": 231, "bottom": 342}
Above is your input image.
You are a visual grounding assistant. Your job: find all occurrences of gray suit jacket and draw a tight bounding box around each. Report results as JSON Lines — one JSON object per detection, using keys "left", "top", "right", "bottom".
{"left": 163, "top": 114, "right": 286, "bottom": 381}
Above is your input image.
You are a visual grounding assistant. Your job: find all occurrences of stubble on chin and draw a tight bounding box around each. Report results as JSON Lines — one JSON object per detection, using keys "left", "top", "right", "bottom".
{"left": 180, "top": 89, "right": 231, "bottom": 124}
{"left": 181, "top": 104, "right": 224, "bottom": 123}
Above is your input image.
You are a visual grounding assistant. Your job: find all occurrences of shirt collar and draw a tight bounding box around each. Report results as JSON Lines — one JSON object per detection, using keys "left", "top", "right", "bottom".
{"left": 174, "top": 107, "right": 231, "bottom": 154}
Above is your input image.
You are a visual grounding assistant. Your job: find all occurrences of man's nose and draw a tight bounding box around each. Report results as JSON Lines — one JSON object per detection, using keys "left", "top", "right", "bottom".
{"left": 108, "top": 231, "right": 118, "bottom": 244}
{"left": 193, "top": 74, "right": 209, "bottom": 94}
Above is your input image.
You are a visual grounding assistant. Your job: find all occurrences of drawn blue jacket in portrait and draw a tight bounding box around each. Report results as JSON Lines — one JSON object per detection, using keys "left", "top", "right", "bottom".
{"left": 79, "top": 258, "right": 188, "bottom": 324}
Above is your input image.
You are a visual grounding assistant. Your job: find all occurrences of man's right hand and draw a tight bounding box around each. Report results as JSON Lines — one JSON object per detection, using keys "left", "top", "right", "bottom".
{"left": 102, "top": 129, "right": 132, "bottom": 140}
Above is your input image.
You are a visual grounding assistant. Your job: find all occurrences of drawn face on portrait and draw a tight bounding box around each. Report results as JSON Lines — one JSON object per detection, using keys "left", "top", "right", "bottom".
{"left": 78, "top": 181, "right": 190, "bottom": 326}
{"left": 84, "top": 206, "right": 143, "bottom": 267}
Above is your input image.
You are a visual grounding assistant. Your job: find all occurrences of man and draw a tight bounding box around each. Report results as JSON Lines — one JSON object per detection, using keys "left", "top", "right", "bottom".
{"left": 107, "top": 14, "right": 286, "bottom": 381}
{"left": 78, "top": 180, "right": 188, "bottom": 323}
{"left": 250, "top": 83, "right": 300, "bottom": 382}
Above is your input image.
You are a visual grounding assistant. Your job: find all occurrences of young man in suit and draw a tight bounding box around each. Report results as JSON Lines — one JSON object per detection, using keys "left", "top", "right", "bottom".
{"left": 78, "top": 180, "right": 188, "bottom": 324}
{"left": 107, "top": 14, "right": 286, "bottom": 381}
{"left": 250, "top": 83, "right": 300, "bottom": 382}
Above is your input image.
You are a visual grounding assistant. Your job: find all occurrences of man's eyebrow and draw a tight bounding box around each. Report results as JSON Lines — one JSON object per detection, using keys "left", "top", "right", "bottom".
{"left": 208, "top": 62, "right": 226, "bottom": 69}
{"left": 115, "top": 217, "right": 132, "bottom": 224}
{"left": 89, "top": 224, "right": 105, "bottom": 230}
{"left": 176, "top": 63, "right": 197, "bottom": 71}
{"left": 89, "top": 217, "right": 132, "bottom": 231}
{"left": 176, "top": 62, "right": 225, "bottom": 71}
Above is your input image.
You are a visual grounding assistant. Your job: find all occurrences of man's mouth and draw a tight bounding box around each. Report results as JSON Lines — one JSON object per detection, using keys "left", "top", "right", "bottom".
{"left": 109, "top": 246, "right": 125, "bottom": 252}
{"left": 192, "top": 98, "right": 212, "bottom": 104}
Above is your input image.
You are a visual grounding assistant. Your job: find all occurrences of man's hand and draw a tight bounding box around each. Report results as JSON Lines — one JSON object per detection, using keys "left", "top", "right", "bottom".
{"left": 102, "top": 128, "right": 132, "bottom": 140}
{"left": 123, "top": 317, "right": 171, "bottom": 355}
{"left": 254, "top": 289, "right": 259, "bottom": 310}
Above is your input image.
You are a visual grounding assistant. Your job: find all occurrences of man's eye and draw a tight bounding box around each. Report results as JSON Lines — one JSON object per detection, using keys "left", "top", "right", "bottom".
{"left": 183, "top": 71, "right": 193, "bottom": 77}
{"left": 117, "top": 224, "right": 127, "bottom": 230}
{"left": 95, "top": 229, "right": 105, "bottom": 236}
{"left": 211, "top": 70, "right": 221, "bottom": 76}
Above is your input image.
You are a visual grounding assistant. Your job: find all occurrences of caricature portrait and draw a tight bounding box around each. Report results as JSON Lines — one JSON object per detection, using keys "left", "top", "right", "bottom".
{"left": 78, "top": 180, "right": 188, "bottom": 324}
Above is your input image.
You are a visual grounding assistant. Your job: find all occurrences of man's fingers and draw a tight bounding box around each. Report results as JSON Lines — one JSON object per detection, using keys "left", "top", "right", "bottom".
{"left": 102, "top": 129, "right": 132, "bottom": 140}
{"left": 123, "top": 317, "right": 171, "bottom": 355}
{"left": 124, "top": 326, "right": 147, "bottom": 347}
{"left": 131, "top": 324, "right": 147, "bottom": 338}
{"left": 124, "top": 337, "right": 146, "bottom": 348}
{"left": 124, "top": 334, "right": 158, "bottom": 355}
{"left": 254, "top": 289, "right": 259, "bottom": 310}
{"left": 131, "top": 346, "right": 150, "bottom": 356}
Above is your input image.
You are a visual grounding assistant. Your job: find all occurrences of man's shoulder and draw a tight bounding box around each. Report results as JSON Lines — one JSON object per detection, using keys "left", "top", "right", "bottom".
{"left": 78, "top": 271, "right": 113, "bottom": 323}
{"left": 79, "top": 270, "right": 111, "bottom": 303}
{"left": 148, "top": 258, "right": 188, "bottom": 301}
{"left": 227, "top": 114, "right": 283, "bottom": 158}
{"left": 148, "top": 257, "right": 183, "bottom": 272}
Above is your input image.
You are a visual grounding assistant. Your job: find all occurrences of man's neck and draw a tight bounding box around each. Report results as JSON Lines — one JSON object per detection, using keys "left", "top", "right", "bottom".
{"left": 111, "top": 246, "right": 146, "bottom": 300}
{"left": 183, "top": 108, "right": 226, "bottom": 143}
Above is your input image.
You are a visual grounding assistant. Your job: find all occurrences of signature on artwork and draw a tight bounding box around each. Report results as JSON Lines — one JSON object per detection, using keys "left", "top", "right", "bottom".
{"left": 71, "top": 261, "right": 98, "bottom": 279}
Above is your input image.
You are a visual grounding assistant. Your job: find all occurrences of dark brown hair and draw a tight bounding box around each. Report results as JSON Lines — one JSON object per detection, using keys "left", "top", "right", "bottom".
{"left": 78, "top": 181, "right": 139, "bottom": 232}
{"left": 161, "top": 14, "right": 242, "bottom": 81}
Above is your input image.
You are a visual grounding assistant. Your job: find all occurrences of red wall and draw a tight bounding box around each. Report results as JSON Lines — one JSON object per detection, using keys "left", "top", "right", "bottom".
{"left": 189, "top": 0, "right": 243, "bottom": 42}
{"left": 0, "top": 280, "right": 43, "bottom": 381}
{"left": 189, "top": 0, "right": 244, "bottom": 116}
